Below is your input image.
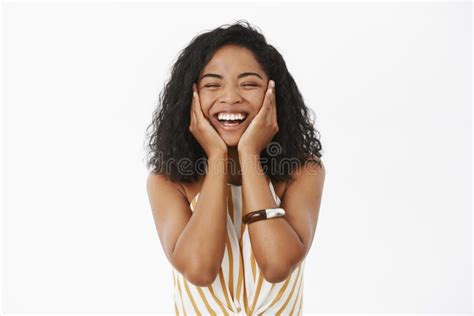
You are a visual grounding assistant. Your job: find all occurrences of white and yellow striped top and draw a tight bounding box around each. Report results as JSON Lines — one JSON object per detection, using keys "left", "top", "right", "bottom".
{"left": 172, "top": 180, "right": 305, "bottom": 315}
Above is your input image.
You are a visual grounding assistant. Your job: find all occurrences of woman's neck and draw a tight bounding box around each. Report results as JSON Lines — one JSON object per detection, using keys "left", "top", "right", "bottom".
{"left": 226, "top": 147, "right": 242, "bottom": 186}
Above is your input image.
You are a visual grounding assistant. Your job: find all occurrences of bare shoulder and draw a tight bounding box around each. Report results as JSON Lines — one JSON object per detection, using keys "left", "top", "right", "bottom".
{"left": 176, "top": 174, "right": 205, "bottom": 205}
{"left": 275, "top": 158, "right": 325, "bottom": 201}
{"left": 147, "top": 171, "right": 182, "bottom": 191}
{"left": 289, "top": 157, "right": 325, "bottom": 187}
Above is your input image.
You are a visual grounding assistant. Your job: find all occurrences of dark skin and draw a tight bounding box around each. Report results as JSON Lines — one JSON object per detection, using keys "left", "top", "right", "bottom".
{"left": 147, "top": 44, "right": 325, "bottom": 286}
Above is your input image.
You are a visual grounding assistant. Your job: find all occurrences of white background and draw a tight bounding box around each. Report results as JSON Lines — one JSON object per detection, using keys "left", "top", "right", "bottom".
{"left": 2, "top": 0, "right": 472, "bottom": 314}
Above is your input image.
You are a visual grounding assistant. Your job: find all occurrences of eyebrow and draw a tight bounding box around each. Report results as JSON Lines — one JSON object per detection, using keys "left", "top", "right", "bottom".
{"left": 199, "top": 72, "right": 263, "bottom": 80}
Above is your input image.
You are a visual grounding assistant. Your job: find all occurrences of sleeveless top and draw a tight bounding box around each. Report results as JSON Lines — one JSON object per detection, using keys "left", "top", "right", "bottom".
{"left": 171, "top": 179, "right": 306, "bottom": 315}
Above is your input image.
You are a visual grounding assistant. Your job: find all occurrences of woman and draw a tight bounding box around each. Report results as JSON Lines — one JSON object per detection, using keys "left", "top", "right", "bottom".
{"left": 145, "top": 20, "right": 325, "bottom": 315}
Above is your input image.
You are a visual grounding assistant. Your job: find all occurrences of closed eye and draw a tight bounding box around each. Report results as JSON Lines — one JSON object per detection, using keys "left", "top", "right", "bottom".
{"left": 204, "top": 83, "right": 258, "bottom": 88}
{"left": 203, "top": 83, "right": 259, "bottom": 88}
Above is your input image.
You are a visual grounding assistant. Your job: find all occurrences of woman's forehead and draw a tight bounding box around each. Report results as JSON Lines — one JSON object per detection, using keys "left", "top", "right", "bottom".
{"left": 200, "top": 46, "right": 265, "bottom": 78}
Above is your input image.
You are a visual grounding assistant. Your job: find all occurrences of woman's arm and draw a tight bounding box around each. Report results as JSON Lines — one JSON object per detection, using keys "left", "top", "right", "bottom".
{"left": 146, "top": 154, "right": 228, "bottom": 287}
{"left": 240, "top": 152, "right": 325, "bottom": 283}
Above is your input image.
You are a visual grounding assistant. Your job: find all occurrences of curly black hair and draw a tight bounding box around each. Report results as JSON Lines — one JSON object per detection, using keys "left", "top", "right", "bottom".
{"left": 144, "top": 20, "right": 323, "bottom": 184}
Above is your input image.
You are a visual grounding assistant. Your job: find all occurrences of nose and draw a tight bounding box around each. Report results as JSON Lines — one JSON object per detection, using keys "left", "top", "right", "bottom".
{"left": 219, "top": 85, "right": 242, "bottom": 104}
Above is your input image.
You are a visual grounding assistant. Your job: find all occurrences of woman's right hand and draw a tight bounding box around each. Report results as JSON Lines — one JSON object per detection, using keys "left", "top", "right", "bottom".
{"left": 189, "top": 83, "right": 228, "bottom": 158}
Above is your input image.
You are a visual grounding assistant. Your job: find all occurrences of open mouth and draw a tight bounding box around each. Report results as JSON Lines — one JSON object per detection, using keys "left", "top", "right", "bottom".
{"left": 213, "top": 112, "right": 249, "bottom": 130}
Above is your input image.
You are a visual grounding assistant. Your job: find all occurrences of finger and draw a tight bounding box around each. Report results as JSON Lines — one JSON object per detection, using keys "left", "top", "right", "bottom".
{"left": 265, "top": 80, "right": 275, "bottom": 124}
{"left": 267, "top": 79, "right": 275, "bottom": 112}
{"left": 191, "top": 83, "right": 205, "bottom": 120}
{"left": 192, "top": 108, "right": 197, "bottom": 130}
{"left": 193, "top": 90, "right": 206, "bottom": 122}
{"left": 192, "top": 85, "right": 202, "bottom": 120}
{"left": 191, "top": 84, "right": 201, "bottom": 130}
{"left": 265, "top": 93, "right": 272, "bottom": 126}
{"left": 271, "top": 82, "right": 277, "bottom": 124}
{"left": 190, "top": 86, "right": 196, "bottom": 123}
{"left": 255, "top": 83, "right": 273, "bottom": 121}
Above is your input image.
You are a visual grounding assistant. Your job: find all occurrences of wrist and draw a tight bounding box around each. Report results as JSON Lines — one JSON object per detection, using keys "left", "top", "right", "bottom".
{"left": 208, "top": 151, "right": 227, "bottom": 160}
{"left": 238, "top": 152, "right": 261, "bottom": 176}
{"left": 238, "top": 148, "right": 259, "bottom": 159}
{"left": 207, "top": 155, "right": 227, "bottom": 177}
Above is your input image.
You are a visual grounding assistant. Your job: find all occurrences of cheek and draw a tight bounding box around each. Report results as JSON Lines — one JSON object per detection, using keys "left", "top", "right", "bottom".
{"left": 198, "top": 90, "right": 266, "bottom": 117}
{"left": 197, "top": 95, "right": 212, "bottom": 118}
{"left": 249, "top": 92, "right": 266, "bottom": 112}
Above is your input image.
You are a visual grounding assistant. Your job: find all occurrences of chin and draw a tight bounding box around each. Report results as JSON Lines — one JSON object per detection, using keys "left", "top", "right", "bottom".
{"left": 221, "top": 134, "right": 241, "bottom": 147}
{"left": 211, "top": 121, "right": 247, "bottom": 148}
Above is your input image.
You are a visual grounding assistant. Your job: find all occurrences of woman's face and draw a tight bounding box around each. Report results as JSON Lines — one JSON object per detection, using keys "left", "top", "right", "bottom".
{"left": 197, "top": 44, "right": 270, "bottom": 147}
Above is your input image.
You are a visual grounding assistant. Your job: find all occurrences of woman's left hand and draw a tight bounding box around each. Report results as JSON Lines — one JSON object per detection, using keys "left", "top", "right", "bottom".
{"left": 237, "top": 79, "right": 279, "bottom": 156}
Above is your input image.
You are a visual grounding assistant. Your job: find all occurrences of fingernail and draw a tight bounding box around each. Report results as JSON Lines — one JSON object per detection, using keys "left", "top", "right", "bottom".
{"left": 193, "top": 91, "right": 197, "bottom": 97}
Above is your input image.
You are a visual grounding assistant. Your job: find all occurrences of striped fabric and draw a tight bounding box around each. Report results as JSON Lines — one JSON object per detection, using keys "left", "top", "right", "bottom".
{"left": 172, "top": 180, "right": 305, "bottom": 315}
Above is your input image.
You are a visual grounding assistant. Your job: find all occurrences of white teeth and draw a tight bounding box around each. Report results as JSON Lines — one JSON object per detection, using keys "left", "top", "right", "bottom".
{"left": 217, "top": 112, "right": 246, "bottom": 121}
